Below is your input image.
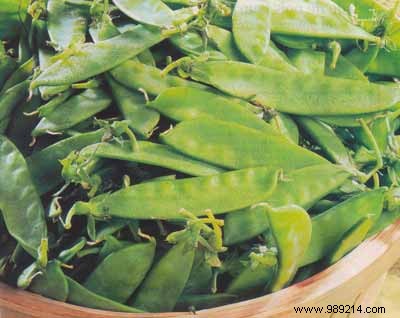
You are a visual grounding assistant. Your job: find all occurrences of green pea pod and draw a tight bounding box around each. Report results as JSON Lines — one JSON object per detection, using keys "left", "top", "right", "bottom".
{"left": 161, "top": 118, "right": 326, "bottom": 170}
{"left": 66, "top": 167, "right": 280, "bottom": 223}
{"left": 32, "top": 89, "right": 112, "bottom": 136}
{"left": 345, "top": 45, "right": 380, "bottom": 73}
{"left": 269, "top": 113, "right": 300, "bottom": 144}
{"left": 206, "top": 25, "right": 244, "bottom": 61}
{"left": 47, "top": 0, "right": 88, "bottom": 50}
{"left": 368, "top": 209, "right": 400, "bottom": 237}
{"left": 224, "top": 164, "right": 350, "bottom": 246}
{"left": 108, "top": 77, "right": 160, "bottom": 138}
{"left": 316, "top": 112, "right": 382, "bottom": 128}
{"left": 367, "top": 50, "right": 400, "bottom": 77}
{"left": 132, "top": 240, "right": 196, "bottom": 312}
{"left": 301, "top": 188, "right": 386, "bottom": 266}
{"left": 84, "top": 242, "right": 155, "bottom": 303}
{"left": 176, "top": 294, "right": 238, "bottom": 311}
{"left": 27, "top": 129, "right": 105, "bottom": 195}
{"left": 296, "top": 117, "right": 354, "bottom": 168}
{"left": 258, "top": 42, "right": 298, "bottom": 73}
{"left": 149, "top": 87, "right": 278, "bottom": 134}
{"left": 326, "top": 216, "right": 374, "bottom": 265}
{"left": 29, "top": 260, "right": 69, "bottom": 301}
{"left": 93, "top": 218, "right": 132, "bottom": 242}
{"left": 232, "top": 0, "right": 271, "bottom": 64}
{"left": 267, "top": 205, "right": 312, "bottom": 292}
{"left": 1, "top": 58, "right": 34, "bottom": 94}
{"left": 80, "top": 141, "right": 224, "bottom": 177}
{"left": 0, "top": 136, "right": 47, "bottom": 258}
{"left": 325, "top": 54, "right": 367, "bottom": 81}
{"left": 110, "top": 59, "right": 207, "bottom": 97}
{"left": 187, "top": 61, "right": 400, "bottom": 115}
{"left": 265, "top": 0, "right": 379, "bottom": 42}
{"left": 287, "top": 49, "right": 326, "bottom": 75}
{"left": 183, "top": 249, "right": 213, "bottom": 295}
{"left": 67, "top": 277, "right": 143, "bottom": 313}
{"left": 0, "top": 48, "right": 17, "bottom": 90}
{"left": 31, "top": 25, "right": 168, "bottom": 89}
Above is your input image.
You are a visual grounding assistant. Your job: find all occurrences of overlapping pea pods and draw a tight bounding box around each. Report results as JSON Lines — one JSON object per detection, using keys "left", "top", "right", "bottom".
{"left": 0, "top": 0, "right": 400, "bottom": 313}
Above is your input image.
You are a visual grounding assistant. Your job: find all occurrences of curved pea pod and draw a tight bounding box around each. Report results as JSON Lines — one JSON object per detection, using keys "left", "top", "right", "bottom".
{"left": 367, "top": 50, "right": 400, "bottom": 77}
{"left": 206, "top": 25, "right": 244, "bottom": 61}
{"left": 31, "top": 25, "right": 167, "bottom": 89}
{"left": 258, "top": 42, "right": 298, "bottom": 73}
{"left": 29, "top": 260, "right": 69, "bottom": 301}
{"left": 301, "top": 188, "right": 386, "bottom": 267}
{"left": 66, "top": 167, "right": 280, "bottom": 223}
{"left": 47, "top": 0, "right": 88, "bottom": 51}
{"left": 149, "top": 87, "right": 278, "bottom": 134}
{"left": 0, "top": 136, "right": 47, "bottom": 258}
{"left": 110, "top": 59, "right": 207, "bottom": 97}
{"left": 81, "top": 141, "right": 224, "bottom": 177}
{"left": 232, "top": 0, "right": 271, "bottom": 64}
{"left": 296, "top": 117, "right": 354, "bottom": 168}
{"left": 0, "top": 58, "right": 35, "bottom": 93}
{"left": 187, "top": 61, "right": 400, "bottom": 115}
{"left": 161, "top": 118, "right": 327, "bottom": 170}
{"left": 32, "top": 89, "right": 112, "bottom": 136}
{"left": 27, "top": 129, "right": 105, "bottom": 195}
{"left": 326, "top": 216, "right": 374, "bottom": 265}
{"left": 66, "top": 277, "right": 143, "bottom": 313}
{"left": 269, "top": 113, "right": 299, "bottom": 144}
{"left": 131, "top": 240, "right": 195, "bottom": 312}
{"left": 264, "top": 0, "right": 379, "bottom": 42}
{"left": 84, "top": 242, "right": 155, "bottom": 303}
{"left": 224, "top": 164, "right": 350, "bottom": 246}
{"left": 267, "top": 205, "right": 312, "bottom": 292}
{"left": 226, "top": 247, "right": 277, "bottom": 295}
{"left": 287, "top": 49, "right": 326, "bottom": 75}
{"left": 108, "top": 77, "right": 160, "bottom": 138}
{"left": 175, "top": 293, "right": 238, "bottom": 311}
{"left": 325, "top": 54, "right": 367, "bottom": 81}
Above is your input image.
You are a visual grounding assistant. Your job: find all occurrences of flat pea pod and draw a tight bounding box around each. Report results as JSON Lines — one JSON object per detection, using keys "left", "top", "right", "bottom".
{"left": 224, "top": 164, "right": 350, "bottom": 246}
{"left": 264, "top": 0, "right": 379, "bottom": 42}
{"left": 206, "top": 25, "right": 244, "bottom": 61}
{"left": 287, "top": 49, "right": 326, "bottom": 75}
{"left": 27, "top": 129, "right": 105, "bottom": 195}
{"left": 301, "top": 188, "right": 386, "bottom": 266}
{"left": 149, "top": 87, "right": 278, "bottom": 134}
{"left": 47, "top": 0, "right": 88, "bottom": 50}
{"left": 31, "top": 26, "right": 167, "bottom": 89}
{"left": 98, "top": 237, "right": 132, "bottom": 261}
{"left": 81, "top": 141, "right": 225, "bottom": 177}
{"left": 0, "top": 136, "right": 47, "bottom": 257}
{"left": 325, "top": 216, "right": 374, "bottom": 265}
{"left": 296, "top": 117, "right": 354, "bottom": 168}
{"left": 0, "top": 58, "right": 35, "bottom": 93}
{"left": 175, "top": 294, "right": 238, "bottom": 311}
{"left": 66, "top": 277, "right": 143, "bottom": 313}
{"left": 187, "top": 61, "right": 400, "bottom": 115}
{"left": 325, "top": 54, "right": 367, "bottom": 81}
{"left": 110, "top": 59, "right": 207, "bottom": 97}
{"left": 266, "top": 205, "right": 312, "bottom": 292}
{"left": 131, "top": 240, "right": 195, "bottom": 312}
{"left": 367, "top": 50, "right": 400, "bottom": 78}
{"left": 66, "top": 167, "right": 280, "bottom": 223}
{"left": 84, "top": 242, "right": 156, "bottom": 303}
{"left": 269, "top": 113, "right": 300, "bottom": 144}
{"left": 258, "top": 42, "right": 298, "bottom": 73}
{"left": 29, "top": 260, "right": 69, "bottom": 301}
{"left": 108, "top": 77, "right": 160, "bottom": 138}
{"left": 232, "top": 0, "right": 271, "bottom": 64}
{"left": 32, "top": 89, "right": 112, "bottom": 136}
{"left": 161, "top": 118, "right": 327, "bottom": 170}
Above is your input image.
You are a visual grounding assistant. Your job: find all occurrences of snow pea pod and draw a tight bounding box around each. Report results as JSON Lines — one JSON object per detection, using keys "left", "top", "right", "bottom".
{"left": 367, "top": 50, "right": 400, "bottom": 77}
{"left": 325, "top": 54, "right": 367, "bottom": 81}
{"left": 206, "top": 25, "right": 244, "bottom": 61}
{"left": 111, "top": 59, "right": 207, "bottom": 97}
{"left": 84, "top": 242, "right": 155, "bottom": 303}
{"left": 176, "top": 294, "right": 238, "bottom": 311}
{"left": 187, "top": 61, "right": 400, "bottom": 115}
{"left": 65, "top": 167, "right": 280, "bottom": 223}
{"left": 31, "top": 25, "right": 168, "bottom": 89}
{"left": 29, "top": 260, "right": 69, "bottom": 301}
{"left": 287, "top": 49, "right": 326, "bottom": 75}
{"left": 232, "top": 0, "right": 271, "bottom": 64}
{"left": 264, "top": 0, "right": 379, "bottom": 42}
{"left": 368, "top": 209, "right": 400, "bottom": 237}
{"left": 67, "top": 277, "right": 143, "bottom": 313}
{"left": 161, "top": 118, "right": 326, "bottom": 170}
{"left": 27, "top": 129, "right": 105, "bottom": 195}
{"left": 32, "top": 88, "right": 112, "bottom": 136}
{"left": 326, "top": 216, "right": 374, "bottom": 265}
{"left": 301, "top": 188, "right": 385, "bottom": 266}
{"left": 98, "top": 237, "right": 132, "bottom": 261}
{"left": 258, "top": 42, "right": 298, "bottom": 73}
{"left": 0, "top": 136, "right": 47, "bottom": 258}
{"left": 47, "top": 0, "right": 88, "bottom": 50}
{"left": 269, "top": 113, "right": 300, "bottom": 144}
{"left": 108, "top": 77, "right": 160, "bottom": 138}
{"left": 224, "top": 164, "right": 350, "bottom": 245}
{"left": 183, "top": 249, "right": 213, "bottom": 294}
{"left": 0, "top": 48, "right": 17, "bottom": 90}
{"left": 316, "top": 112, "right": 382, "bottom": 127}
{"left": 0, "top": 58, "right": 34, "bottom": 93}
{"left": 149, "top": 87, "right": 278, "bottom": 134}
{"left": 80, "top": 141, "right": 224, "bottom": 177}
{"left": 267, "top": 205, "right": 311, "bottom": 292}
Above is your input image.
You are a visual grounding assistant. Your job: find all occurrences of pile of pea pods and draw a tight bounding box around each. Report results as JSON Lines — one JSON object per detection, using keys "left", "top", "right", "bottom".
{"left": 1, "top": 0, "right": 400, "bottom": 313}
